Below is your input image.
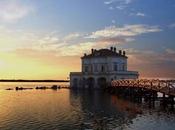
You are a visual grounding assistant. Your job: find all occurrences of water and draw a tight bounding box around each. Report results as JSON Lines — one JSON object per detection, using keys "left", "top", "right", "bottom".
{"left": 0, "top": 82, "right": 175, "bottom": 130}
{"left": 0, "top": 82, "right": 69, "bottom": 90}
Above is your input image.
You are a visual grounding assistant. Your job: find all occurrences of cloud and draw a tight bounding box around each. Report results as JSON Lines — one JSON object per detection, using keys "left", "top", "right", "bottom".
{"left": 126, "top": 48, "right": 175, "bottom": 78}
{"left": 0, "top": 23, "right": 162, "bottom": 58}
{"left": 0, "top": 24, "right": 162, "bottom": 57}
{"left": 97, "top": 37, "right": 126, "bottom": 44}
{"left": 56, "top": 42, "right": 95, "bottom": 56}
{"left": 108, "top": 6, "right": 114, "bottom": 10}
{"left": 0, "top": 1, "right": 34, "bottom": 23}
{"left": 1, "top": 25, "right": 174, "bottom": 78}
{"left": 63, "top": 33, "right": 84, "bottom": 41}
{"left": 60, "top": 24, "right": 161, "bottom": 52}
{"left": 125, "top": 0, "right": 132, "bottom": 4}
{"left": 104, "top": 0, "right": 116, "bottom": 5}
{"left": 132, "top": 12, "right": 146, "bottom": 17}
{"left": 130, "top": 12, "right": 146, "bottom": 17}
{"left": 0, "top": 25, "right": 95, "bottom": 57}
{"left": 104, "top": 0, "right": 132, "bottom": 5}
{"left": 112, "top": 20, "right": 116, "bottom": 24}
{"left": 165, "top": 48, "right": 175, "bottom": 54}
{"left": 87, "top": 24, "right": 162, "bottom": 39}
{"left": 169, "top": 23, "right": 175, "bottom": 29}
{"left": 116, "top": 5, "right": 127, "bottom": 10}
{"left": 95, "top": 37, "right": 134, "bottom": 46}
{"left": 136, "top": 12, "right": 145, "bottom": 17}
{"left": 105, "top": 0, "right": 132, "bottom": 10}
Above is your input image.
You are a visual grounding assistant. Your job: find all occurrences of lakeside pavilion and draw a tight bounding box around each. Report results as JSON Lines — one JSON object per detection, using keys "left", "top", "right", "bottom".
{"left": 70, "top": 47, "right": 139, "bottom": 89}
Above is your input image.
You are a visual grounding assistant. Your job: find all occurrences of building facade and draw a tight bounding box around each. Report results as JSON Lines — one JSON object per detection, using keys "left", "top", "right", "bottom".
{"left": 70, "top": 47, "right": 139, "bottom": 88}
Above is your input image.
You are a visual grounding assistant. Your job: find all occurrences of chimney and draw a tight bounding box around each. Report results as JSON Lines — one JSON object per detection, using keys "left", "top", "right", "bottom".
{"left": 84, "top": 53, "right": 87, "bottom": 56}
{"left": 91, "top": 48, "right": 94, "bottom": 54}
{"left": 119, "top": 50, "right": 122, "bottom": 55}
{"left": 123, "top": 51, "right": 126, "bottom": 56}
{"left": 114, "top": 47, "right": 116, "bottom": 52}
{"left": 110, "top": 47, "right": 113, "bottom": 51}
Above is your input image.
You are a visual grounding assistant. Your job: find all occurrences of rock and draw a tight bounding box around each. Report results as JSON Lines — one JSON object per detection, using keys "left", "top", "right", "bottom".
{"left": 35, "top": 86, "right": 47, "bottom": 89}
{"left": 51, "top": 85, "right": 58, "bottom": 90}
{"left": 16, "top": 87, "right": 33, "bottom": 90}
{"left": 6, "top": 88, "right": 13, "bottom": 90}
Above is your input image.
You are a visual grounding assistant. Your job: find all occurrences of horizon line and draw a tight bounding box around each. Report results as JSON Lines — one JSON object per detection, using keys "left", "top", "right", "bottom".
{"left": 0, "top": 79, "right": 69, "bottom": 82}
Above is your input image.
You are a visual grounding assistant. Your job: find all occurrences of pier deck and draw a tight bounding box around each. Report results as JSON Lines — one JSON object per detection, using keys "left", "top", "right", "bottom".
{"left": 111, "top": 79, "right": 175, "bottom": 96}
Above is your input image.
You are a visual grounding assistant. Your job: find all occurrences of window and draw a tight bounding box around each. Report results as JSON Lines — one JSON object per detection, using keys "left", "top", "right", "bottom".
{"left": 85, "top": 66, "right": 88, "bottom": 72}
{"left": 113, "top": 63, "right": 118, "bottom": 71}
{"left": 122, "top": 63, "right": 125, "bottom": 71}
{"left": 91, "top": 65, "right": 93, "bottom": 72}
{"left": 101, "top": 65, "right": 105, "bottom": 72}
{"left": 94, "top": 64, "right": 98, "bottom": 72}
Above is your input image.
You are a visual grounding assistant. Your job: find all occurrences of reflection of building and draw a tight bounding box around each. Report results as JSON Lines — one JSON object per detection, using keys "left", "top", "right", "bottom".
{"left": 70, "top": 47, "right": 139, "bottom": 88}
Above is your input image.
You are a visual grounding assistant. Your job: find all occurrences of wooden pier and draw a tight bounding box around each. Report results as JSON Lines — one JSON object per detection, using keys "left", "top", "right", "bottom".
{"left": 109, "top": 79, "right": 175, "bottom": 109}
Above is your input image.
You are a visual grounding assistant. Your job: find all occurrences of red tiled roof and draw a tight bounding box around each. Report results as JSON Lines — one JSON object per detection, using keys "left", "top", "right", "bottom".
{"left": 81, "top": 49, "right": 127, "bottom": 59}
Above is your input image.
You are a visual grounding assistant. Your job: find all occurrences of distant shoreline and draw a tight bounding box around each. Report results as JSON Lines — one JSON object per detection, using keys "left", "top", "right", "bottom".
{"left": 0, "top": 80, "right": 69, "bottom": 82}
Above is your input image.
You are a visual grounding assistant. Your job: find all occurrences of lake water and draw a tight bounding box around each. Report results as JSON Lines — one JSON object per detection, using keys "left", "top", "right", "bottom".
{"left": 0, "top": 82, "right": 175, "bottom": 130}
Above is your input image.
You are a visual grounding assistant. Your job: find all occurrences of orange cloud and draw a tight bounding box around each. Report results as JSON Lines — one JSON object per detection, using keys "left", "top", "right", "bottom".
{"left": 127, "top": 49, "right": 175, "bottom": 78}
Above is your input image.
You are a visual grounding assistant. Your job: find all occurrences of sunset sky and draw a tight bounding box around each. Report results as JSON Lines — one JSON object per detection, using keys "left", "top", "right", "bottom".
{"left": 0, "top": 0, "right": 175, "bottom": 79}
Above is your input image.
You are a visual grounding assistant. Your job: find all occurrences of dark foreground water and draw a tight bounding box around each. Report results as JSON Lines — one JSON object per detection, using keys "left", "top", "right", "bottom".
{"left": 0, "top": 82, "right": 175, "bottom": 130}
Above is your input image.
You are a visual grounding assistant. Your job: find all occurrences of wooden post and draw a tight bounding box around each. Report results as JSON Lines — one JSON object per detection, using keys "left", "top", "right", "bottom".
{"left": 169, "top": 95, "right": 174, "bottom": 110}
{"left": 162, "top": 93, "right": 167, "bottom": 109}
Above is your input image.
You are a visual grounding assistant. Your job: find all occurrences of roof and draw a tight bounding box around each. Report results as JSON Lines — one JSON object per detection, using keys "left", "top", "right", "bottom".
{"left": 81, "top": 48, "right": 128, "bottom": 59}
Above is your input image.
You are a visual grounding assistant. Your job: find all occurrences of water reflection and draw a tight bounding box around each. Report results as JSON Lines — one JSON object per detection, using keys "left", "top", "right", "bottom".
{"left": 0, "top": 88, "right": 174, "bottom": 130}
{"left": 69, "top": 90, "right": 143, "bottom": 129}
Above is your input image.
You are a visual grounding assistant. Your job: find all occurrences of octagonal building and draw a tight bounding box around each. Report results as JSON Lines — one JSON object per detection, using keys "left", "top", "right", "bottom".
{"left": 70, "top": 47, "right": 139, "bottom": 88}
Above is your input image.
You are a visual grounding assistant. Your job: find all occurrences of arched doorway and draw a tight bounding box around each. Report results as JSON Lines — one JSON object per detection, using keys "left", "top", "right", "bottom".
{"left": 97, "top": 77, "right": 107, "bottom": 88}
{"left": 86, "top": 77, "right": 95, "bottom": 89}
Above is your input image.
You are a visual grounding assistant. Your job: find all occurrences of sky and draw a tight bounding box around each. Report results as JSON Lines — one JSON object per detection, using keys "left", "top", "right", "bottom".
{"left": 0, "top": 0, "right": 175, "bottom": 80}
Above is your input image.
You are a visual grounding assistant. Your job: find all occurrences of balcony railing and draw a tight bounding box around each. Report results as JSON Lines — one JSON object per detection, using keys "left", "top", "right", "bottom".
{"left": 82, "top": 70, "right": 138, "bottom": 75}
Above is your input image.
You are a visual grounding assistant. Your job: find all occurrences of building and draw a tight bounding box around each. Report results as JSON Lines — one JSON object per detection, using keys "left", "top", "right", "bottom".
{"left": 70, "top": 47, "right": 139, "bottom": 88}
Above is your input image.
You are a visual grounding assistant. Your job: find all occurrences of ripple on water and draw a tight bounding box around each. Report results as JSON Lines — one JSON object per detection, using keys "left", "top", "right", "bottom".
{"left": 0, "top": 88, "right": 175, "bottom": 130}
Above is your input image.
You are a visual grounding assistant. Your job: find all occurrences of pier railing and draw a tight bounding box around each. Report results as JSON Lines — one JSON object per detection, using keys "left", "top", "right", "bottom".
{"left": 111, "top": 79, "right": 175, "bottom": 96}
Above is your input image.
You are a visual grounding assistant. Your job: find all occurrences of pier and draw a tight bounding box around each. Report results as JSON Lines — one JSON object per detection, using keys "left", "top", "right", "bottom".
{"left": 109, "top": 79, "right": 175, "bottom": 109}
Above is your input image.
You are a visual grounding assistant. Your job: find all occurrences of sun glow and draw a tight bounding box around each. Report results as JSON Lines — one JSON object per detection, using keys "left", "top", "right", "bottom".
{"left": 0, "top": 51, "right": 80, "bottom": 80}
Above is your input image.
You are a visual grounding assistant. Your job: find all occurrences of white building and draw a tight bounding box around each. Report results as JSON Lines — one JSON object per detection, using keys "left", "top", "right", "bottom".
{"left": 70, "top": 47, "right": 139, "bottom": 88}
